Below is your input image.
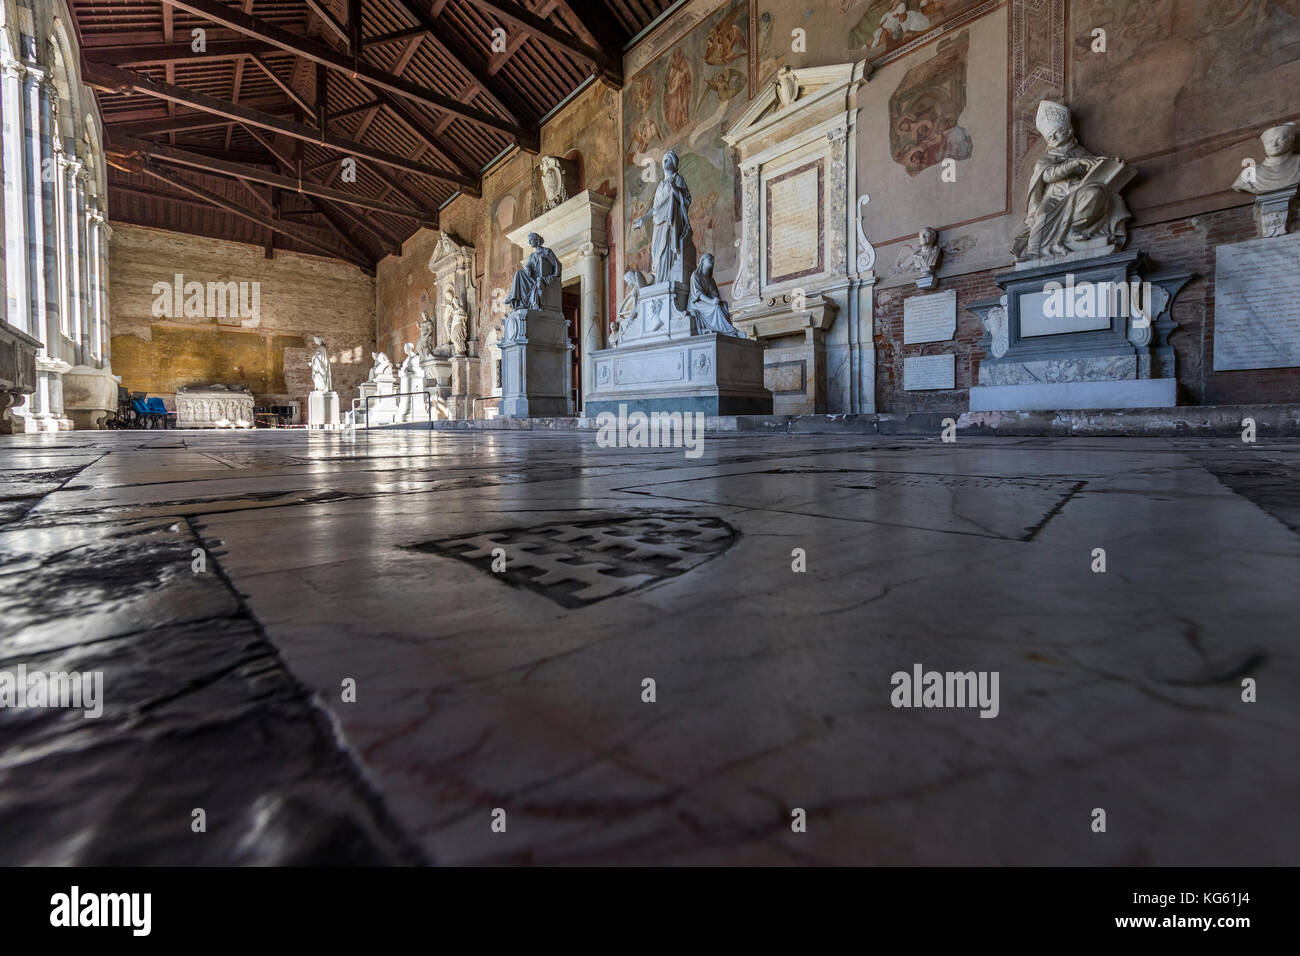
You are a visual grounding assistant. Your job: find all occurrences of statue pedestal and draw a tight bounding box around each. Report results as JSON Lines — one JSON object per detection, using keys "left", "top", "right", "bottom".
{"left": 499, "top": 307, "right": 569, "bottom": 418}
{"left": 451, "top": 355, "right": 479, "bottom": 419}
{"left": 358, "top": 375, "right": 399, "bottom": 425}
{"left": 619, "top": 281, "right": 692, "bottom": 346}
{"left": 587, "top": 332, "right": 772, "bottom": 417}
{"left": 1254, "top": 185, "right": 1297, "bottom": 238}
{"left": 968, "top": 251, "right": 1190, "bottom": 411}
{"left": 308, "top": 390, "right": 340, "bottom": 429}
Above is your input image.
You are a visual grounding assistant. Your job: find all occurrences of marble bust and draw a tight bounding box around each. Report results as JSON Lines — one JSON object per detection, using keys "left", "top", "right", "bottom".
{"left": 911, "top": 227, "right": 941, "bottom": 285}
{"left": 688, "top": 254, "right": 746, "bottom": 338}
{"left": 368, "top": 351, "right": 394, "bottom": 381}
{"left": 310, "top": 336, "right": 332, "bottom": 393}
{"left": 1232, "top": 123, "right": 1300, "bottom": 194}
{"left": 1012, "top": 100, "right": 1133, "bottom": 261}
{"left": 505, "top": 232, "right": 561, "bottom": 314}
{"left": 633, "top": 148, "right": 694, "bottom": 283}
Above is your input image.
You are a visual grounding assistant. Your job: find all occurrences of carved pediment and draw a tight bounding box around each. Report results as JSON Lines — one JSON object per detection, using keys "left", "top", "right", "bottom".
{"left": 428, "top": 231, "right": 473, "bottom": 272}
{"left": 723, "top": 62, "right": 867, "bottom": 149}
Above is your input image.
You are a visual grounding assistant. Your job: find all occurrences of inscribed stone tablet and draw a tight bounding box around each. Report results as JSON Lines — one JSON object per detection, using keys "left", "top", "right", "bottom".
{"left": 903, "top": 290, "right": 958, "bottom": 344}
{"left": 766, "top": 161, "right": 824, "bottom": 283}
{"left": 1213, "top": 232, "right": 1300, "bottom": 371}
{"left": 904, "top": 354, "right": 956, "bottom": 391}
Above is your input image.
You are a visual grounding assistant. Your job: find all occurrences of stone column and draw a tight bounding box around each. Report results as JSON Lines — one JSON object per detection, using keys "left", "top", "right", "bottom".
{"left": 88, "top": 204, "right": 106, "bottom": 365}
{"left": 1, "top": 54, "right": 28, "bottom": 338}
{"left": 578, "top": 239, "right": 605, "bottom": 416}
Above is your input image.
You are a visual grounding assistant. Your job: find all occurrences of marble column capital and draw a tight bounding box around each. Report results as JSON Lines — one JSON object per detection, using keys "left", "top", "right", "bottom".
{"left": 578, "top": 240, "right": 606, "bottom": 259}
{"left": 1, "top": 55, "right": 25, "bottom": 79}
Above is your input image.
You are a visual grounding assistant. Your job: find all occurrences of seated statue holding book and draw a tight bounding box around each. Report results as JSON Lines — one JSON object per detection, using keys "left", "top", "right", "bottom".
{"left": 1012, "top": 100, "right": 1134, "bottom": 261}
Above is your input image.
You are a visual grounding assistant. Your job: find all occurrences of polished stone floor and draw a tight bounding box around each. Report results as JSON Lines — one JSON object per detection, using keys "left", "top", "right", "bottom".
{"left": 1, "top": 428, "right": 1297, "bottom": 865}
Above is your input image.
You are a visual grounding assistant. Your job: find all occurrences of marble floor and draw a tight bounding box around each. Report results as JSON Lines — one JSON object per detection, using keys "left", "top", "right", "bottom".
{"left": 1, "top": 428, "right": 1297, "bottom": 865}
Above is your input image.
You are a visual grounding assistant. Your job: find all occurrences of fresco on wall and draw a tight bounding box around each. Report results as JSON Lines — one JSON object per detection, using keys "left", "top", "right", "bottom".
{"left": 888, "top": 30, "right": 972, "bottom": 176}
{"left": 1070, "top": 0, "right": 1300, "bottom": 156}
{"left": 757, "top": 0, "right": 987, "bottom": 87}
{"left": 623, "top": 0, "right": 750, "bottom": 282}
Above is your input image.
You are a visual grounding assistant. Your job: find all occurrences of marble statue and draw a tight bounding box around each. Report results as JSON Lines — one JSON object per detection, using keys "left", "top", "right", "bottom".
{"left": 1232, "top": 123, "right": 1300, "bottom": 194}
{"left": 368, "top": 351, "right": 394, "bottom": 381}
{"left": 448, "top": 296, "right": 470, "bottom": 356}
{"left": 418, "top": 309, "right": 437, "bottom": 359}
{"left": 776, "top": 66, "right": 800, "bottom": 109}
{"left": 539, "top": 156, "right": 568, "bottom": 211}
{"left": 398, "top": 342, "right": 424, "bottom": 420}
{"left": 506, "top": 232, "right": 561, "bottom": 313}
{"left": 611, "top": 270, "right": 647, "bottom": 348}
{"left": 688, "top": 254, "right": 746, "bottom": 338}
{"left": 1012, "top": 100, "right": 1133, "bottom": 261}
{"left": 911, "top": 227, "right": 941, "bottom": 286}
{"left": 310, "top": 336, "right": 332, "bottom": 393}
{"left": 633, "top": 148, "right": 693, "bottom": 283}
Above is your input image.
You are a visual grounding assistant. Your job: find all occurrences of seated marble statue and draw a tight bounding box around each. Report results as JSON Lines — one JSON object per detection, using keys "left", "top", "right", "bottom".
{"left": 1232, "top": 123, "right": 1300, "bottom": 194}
{"left": 505, "top": 232, "right": 561, "bottom": 313}
{"left": 688, "top": 254, "right": 746, "bottom": 338}
{"left": 1012, "top": 100, "right": 1133, "bottom": 261}
{"left": 611, "top": 270, "right": 646, "bottom": 347}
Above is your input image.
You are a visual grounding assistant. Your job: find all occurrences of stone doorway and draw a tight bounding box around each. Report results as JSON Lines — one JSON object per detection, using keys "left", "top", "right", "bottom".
{"left": 563, "top": 284, "right": 581, "bottom": 413}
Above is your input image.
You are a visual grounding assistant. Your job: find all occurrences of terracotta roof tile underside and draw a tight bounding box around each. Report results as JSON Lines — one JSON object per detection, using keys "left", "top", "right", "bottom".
{"left": 75, "top": 0, "right": 674, "bottom": 271}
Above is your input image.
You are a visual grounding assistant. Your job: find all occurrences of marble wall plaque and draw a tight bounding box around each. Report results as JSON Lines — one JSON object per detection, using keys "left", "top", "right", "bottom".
{"left": 766, "top": 160, "right": 824, "bottom": 284}
{"left": 1213, "top": 232, "right": 1300, "bottom": 371}
{"left": 903, "top": 353, "right": 956, "bottom": 390}
{"left": 903, "top": 290, "right": 958, "bottom": 344}
{"left": 1018, "top": 286, "right": 1111, "bottom": 337}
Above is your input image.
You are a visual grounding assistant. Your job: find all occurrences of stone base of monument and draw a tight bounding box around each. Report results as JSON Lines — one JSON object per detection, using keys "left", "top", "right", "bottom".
{"left": 970, "top": 378, "right": 1176, "bottom": 411}
{"left": 586, "top": 332, "right": 773, "bottom": 416}
{"left": 450, "top": 355, "right": 479, "bottom": 419}
{"left": 308, "top": 389, "right": 340, "bottom": 429}
{"left": 63, "top": 363, "right": 119, "bottom": 430}
{"left": 967, "top": 250, "right": 1191, "bottom": 412}
{"left": 499, "top": 306, "right": 569, "bottom": 418}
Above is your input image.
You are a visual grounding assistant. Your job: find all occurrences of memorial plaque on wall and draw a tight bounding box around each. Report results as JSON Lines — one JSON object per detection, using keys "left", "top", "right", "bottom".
{"left": 766, "top": 160, "right": 824, "bottom": 284}
{"left": 903, "top": 354, "right": 956, "bottom": 391}
{"left": 904, "top": 290, "right": 958, "bottom": 344}
{"left": 1213, "top": 232, "right": 1300, "bottom": 371}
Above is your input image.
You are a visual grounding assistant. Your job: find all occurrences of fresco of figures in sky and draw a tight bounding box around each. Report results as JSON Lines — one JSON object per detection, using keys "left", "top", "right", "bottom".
{"left": 623, "top": 0, "right": 750, "bottom": 283}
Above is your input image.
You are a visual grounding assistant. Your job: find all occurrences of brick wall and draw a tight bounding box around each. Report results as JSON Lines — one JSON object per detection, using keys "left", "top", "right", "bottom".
{"left": 109, "top": 224, "right": 375, "bottom": 409}
{"left": 872, "top": 201, "right": 1300, "bottom": 413}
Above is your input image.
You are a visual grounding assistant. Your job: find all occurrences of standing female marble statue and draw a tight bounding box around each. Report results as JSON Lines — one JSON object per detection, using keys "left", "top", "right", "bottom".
{"left": 633, "top": 148, "right": 693, "bottom": 283}
{"left": 506, "top": 233, "right": 561, "bottom": 313}
{"left": 688, "top": 254, "right": 746, "bottom": 338}
{"left": 310, "top": 336, "right": 332, "bottom": 392}
{"left": 1012, "top": 100, "right": 1132, "bottom": 261}
{"left": 398, "top": 342, "right": 424, "bottom": 421}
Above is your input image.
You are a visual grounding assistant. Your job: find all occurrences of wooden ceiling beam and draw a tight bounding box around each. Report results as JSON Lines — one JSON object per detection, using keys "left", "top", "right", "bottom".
{"left": 85, "top": 63, "right": 479, "bottom": 191}
{"left": 164, "top": 0, "right": 536, "bottom": 145}
{"left": 137, "top": 160, "right": 372, "bottom": 269}
{"left": 463, "top": 0, "right": 622, "bottom": 87}
{"left": 109, "top": 132, "right": 439, "bottom": 225}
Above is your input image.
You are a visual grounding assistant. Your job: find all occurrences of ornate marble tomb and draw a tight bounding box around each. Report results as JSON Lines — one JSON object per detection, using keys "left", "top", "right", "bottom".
{"left": 722, "top": 62, "right": 871, "bottom": 415}
{"left": 968, "top": 100, "right": 1190, "bottom": 411}
{"left": 176, "top": 384, "right": 254, "bottom": 428}
{"left": 586, "top": 150, "right": 771, "bottom": 417}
